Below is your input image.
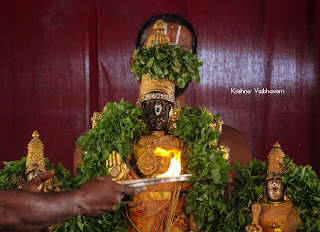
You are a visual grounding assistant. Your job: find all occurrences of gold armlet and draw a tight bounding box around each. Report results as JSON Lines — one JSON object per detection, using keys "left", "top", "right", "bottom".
{"left": 218, "top": 145, "right": 230, "bottom": 164}
{"left": 202, "top": 107, "right": 223, "bottom": 133}
{"left": 91, "top": 106, "right": 108, "bottom": 128}
{"left": 168, "top": 100, "right": 182, "bottom": 130}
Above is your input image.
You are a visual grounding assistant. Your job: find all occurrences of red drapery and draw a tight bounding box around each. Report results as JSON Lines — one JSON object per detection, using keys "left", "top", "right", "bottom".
{"left": 1, "top": 0, "right": 319, "bottom": 175}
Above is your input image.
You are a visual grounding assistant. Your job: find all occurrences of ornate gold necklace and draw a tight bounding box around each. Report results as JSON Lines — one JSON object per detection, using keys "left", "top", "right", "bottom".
{"left": 261, "top": 206, "right": 294, "bottom": 232}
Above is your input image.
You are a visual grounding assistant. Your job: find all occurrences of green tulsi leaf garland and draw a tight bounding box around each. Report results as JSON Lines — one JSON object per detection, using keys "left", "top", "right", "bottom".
{"left": 170, "top": 106, "right": 233, "bottom": 231}
{"left": 131, "top": 42, "right": 203, "bottom": 88}
{"left": 56, "top": 99, "right": 147, "bottom": 232}
{"left": 75, "top": 99, "right": 147, "bottom": 179}
{"left": 230, "top": 159, "right": 268, "bottom": 231}
{"left": 0, "top": 157, "right": 72, "bottom": 191}
{"left": 54, "top": 207, "right": 128, "bottom": 232}
{"left": 0, "top": 157, "right": 27, "bottom": 189}
{"left": 282, "top": 156, "right": 320, "bottom": 232}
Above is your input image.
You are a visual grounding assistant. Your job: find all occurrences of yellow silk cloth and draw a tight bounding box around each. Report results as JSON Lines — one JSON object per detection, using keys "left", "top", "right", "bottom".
{"left": 260, "top": 201, "right": 302, "bottom": 232}
{"left": 126, "top": 182, "right": 190, "bottom": 232}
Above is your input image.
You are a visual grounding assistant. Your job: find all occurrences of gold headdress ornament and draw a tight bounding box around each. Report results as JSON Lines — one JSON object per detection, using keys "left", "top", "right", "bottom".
{"left": 147, "top": 19, "right": 170, "bottom": 46}
{"left": 140, "top": 20, "right": 175, "bottom": 103}
{"left": 26, "top": 130, "right": 46, "bottom": 174}
{"left": 266, "top": 142, "right": 285, "bottom": 182}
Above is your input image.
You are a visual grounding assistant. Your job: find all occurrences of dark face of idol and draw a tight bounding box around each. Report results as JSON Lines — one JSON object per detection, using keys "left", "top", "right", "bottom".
{"left": 266, "top": 177, "right": 285, "bottom": 202}
{"left": 142, "top": 99, "right": 173, "bottom": 131}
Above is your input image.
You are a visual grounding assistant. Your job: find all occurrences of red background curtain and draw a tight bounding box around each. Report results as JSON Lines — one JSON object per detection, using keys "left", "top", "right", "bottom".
{"left": 1, "top": 0, "right": 319, "bottom": 175}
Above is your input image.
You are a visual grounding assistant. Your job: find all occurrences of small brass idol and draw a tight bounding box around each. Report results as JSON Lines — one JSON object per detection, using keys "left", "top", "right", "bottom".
{"left": 245, "top": 142, "right": 302, "bottom": 232}
{"left": 26, "top": 130, "right": 47, "bottom": 191}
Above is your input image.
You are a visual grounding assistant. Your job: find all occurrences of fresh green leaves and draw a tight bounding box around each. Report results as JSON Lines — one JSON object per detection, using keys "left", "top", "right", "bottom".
{"left": 231, "top": 159, "right": 268, "bottom": 230}
{"left": 282, "top": 156, "right": 320, "bottom": 232}
{"left": 170, "top": 106, "right": 233, "bottom": 231}
{"left": 75, "top": 99, "right": 147, "bottom": 179}
{"left": 54, "top": 208, "right": 128, "bottom": 232}
{"left": 61, "top": 99, "right": 147, "bottom": 232}
{"left": 0, "top": 157, "right": 72, "bottom": 191}
{"left": 131, "top": 42, "right": 203, "bottom": 88}
{"left": 170, "top": 106, "right": 219, "bottom": 145}
{"left": 0, "top": 157, "right": 27, "bottom": 189}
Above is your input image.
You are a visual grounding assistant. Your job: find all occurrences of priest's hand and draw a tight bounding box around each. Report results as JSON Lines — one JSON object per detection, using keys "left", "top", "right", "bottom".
{"left": 23, "top": 170, "right": 55, "bottom": 192}
{"left": 0, "top": 173, "right": 144, "bottom": 231}
{"left": 75, "top": 176, "right": 145, "bottom": 217}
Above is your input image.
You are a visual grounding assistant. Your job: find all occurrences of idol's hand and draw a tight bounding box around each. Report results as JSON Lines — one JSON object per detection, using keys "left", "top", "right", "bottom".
{"left": 245, "top": 224, "right": 263, "bottom": 232}
{"left": 23, "top": 170, "right": 55, "bottom": 192}
{"left": 247, "top": 203, "right": 263, "bottom": 232}
{"left": 106, "top": 150, "right": 128, "bottom": 181}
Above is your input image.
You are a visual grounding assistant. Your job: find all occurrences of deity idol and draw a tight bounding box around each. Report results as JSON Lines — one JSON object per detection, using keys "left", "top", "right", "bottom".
{"left": 25, "top": 131, "right": 55, "bottom": 232}
{"left": 25, "top": 131, "right": 47, "bottom": 191}
{"left": 126, "top": 78, "right": 188, "bottom": 231}
{"left": 245, "top": 142, "right": 301, "bottom": 232}
{"left": 101, "top": 20, "right": 230, "bottom": 232}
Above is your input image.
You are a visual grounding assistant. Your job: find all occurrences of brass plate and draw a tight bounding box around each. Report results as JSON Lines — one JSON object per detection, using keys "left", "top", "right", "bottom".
{"left": 117, "top": 174, "right": 192, "bottom": 187}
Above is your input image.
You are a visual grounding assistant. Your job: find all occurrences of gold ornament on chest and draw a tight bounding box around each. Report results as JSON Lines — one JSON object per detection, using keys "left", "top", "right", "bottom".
{"left": 136, "top": 151, "right": 159, "bottom": 176}
{"left": 133, "top": 132, "right": 185, "bottom": 178}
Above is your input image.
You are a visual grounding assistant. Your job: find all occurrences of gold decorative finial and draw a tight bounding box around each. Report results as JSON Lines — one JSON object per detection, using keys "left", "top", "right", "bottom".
{"left": 32, "top": 130, "right": 39, "bottom": 138}
{"left": 147, "top": 19, "right": 170, "bottom": 46}
{"left": 273, "top": 142, "right": 281, "bottom": 148}
{"left": 26, "top": 130, "right": 46, "bottom": 175}
{"left": 266, "top": 142, "right": 285, "bottom": 181}
{"left": 28, "top": 130, "right": 44, "bottom": 150}
{"left": 154, "top": 20, "right": 166, "bottom": 30}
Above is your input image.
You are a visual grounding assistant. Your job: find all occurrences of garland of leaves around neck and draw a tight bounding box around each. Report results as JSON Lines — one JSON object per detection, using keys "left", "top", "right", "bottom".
{"left": 58, "top": 102, "right": 232, "bottom": 232}
{"left": 170, "top": 106, "right": 233, "bottom": 231}
{"left": 131, "top": 42, "right": 203, "bottom": 88}
{"left": 56, "top": 99, "right": 147, "bottom": 232}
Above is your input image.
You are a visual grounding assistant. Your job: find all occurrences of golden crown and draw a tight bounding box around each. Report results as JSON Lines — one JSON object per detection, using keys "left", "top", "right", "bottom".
{"left": 140, "top": 74, "right": 175, "bottom": 102}
{"left": 266, "top": 142, "right": 285, "bottom": 181}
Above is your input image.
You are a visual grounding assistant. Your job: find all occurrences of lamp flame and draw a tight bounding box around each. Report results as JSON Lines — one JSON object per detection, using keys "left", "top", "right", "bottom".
{"left": 154, "top": 147, "right": 182, "bottom": 177}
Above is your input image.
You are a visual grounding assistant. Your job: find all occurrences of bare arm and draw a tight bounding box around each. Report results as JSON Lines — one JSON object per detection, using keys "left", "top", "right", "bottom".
{"left": 0, "top": 188, "right": 78, "bottom": 231}
{"left": 0, "top": 172, "right": 144, "bottom": 231}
